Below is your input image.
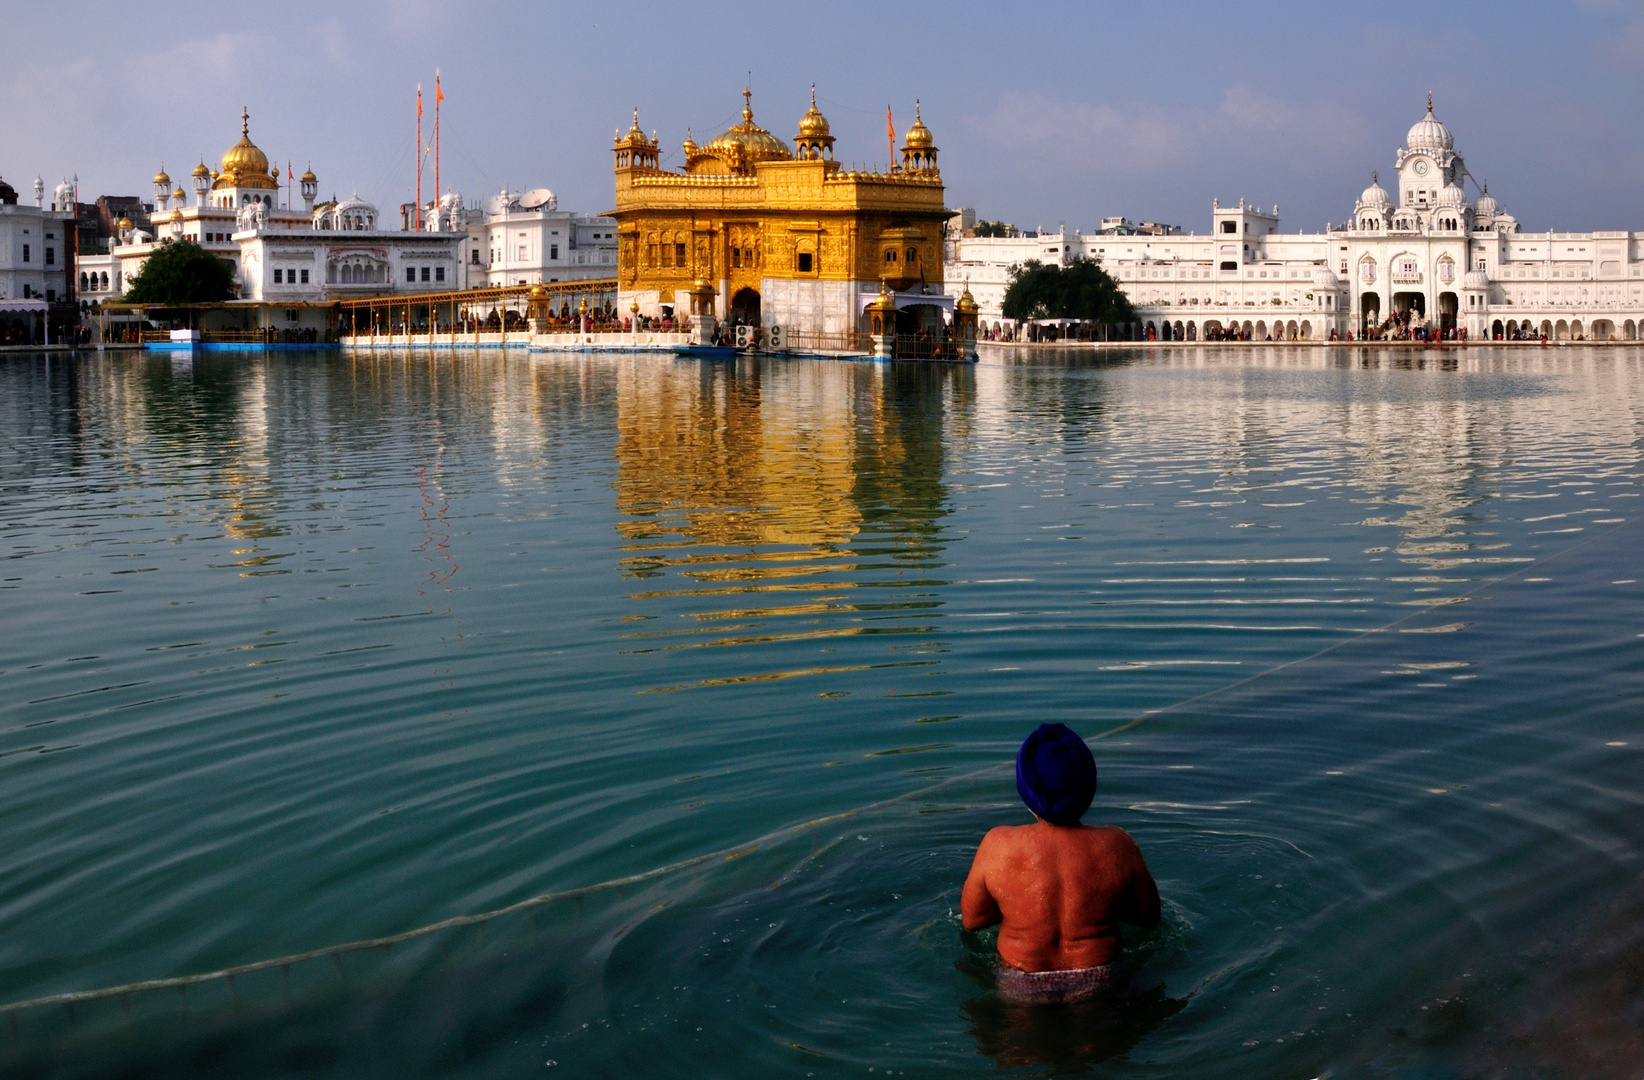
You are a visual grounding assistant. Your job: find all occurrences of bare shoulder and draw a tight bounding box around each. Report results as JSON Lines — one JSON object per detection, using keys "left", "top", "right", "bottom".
{"left": 1082, "top": 824, "right": 1145, "bottom": 858}
{"left": 977, "top": 823, "right": 1029, "bottom": 853}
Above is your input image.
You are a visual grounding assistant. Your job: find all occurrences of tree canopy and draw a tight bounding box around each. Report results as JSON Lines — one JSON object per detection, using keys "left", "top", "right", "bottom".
{"left": 123, "top": 239, "right": 237, "bottom": 305}
{"left": 1001, "top": 258, "right": 1135, "bottom": 324}
{"left": 972, "top": 220, "right": 1014, "bottom": 238}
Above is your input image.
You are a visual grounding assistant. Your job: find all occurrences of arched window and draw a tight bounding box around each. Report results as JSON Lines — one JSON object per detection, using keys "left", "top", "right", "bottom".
{"left": 100, "top": 272, "right": 108, "bottom": 290}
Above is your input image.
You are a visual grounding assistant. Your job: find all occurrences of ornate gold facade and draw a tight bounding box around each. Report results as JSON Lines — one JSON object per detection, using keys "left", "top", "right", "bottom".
{"left": 611, "top": 90, "right": 949, "bottom": 333}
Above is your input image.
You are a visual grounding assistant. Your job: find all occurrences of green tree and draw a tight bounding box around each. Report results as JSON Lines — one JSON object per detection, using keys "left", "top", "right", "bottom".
{"left": 123, "top": 239, "right": 237, "bottom": 305}
{"left": 973, "top": 220, "right": 1014, "bottom": 238}
{"left": 1001, "top": 258, "right": 1135, "bottom": 324}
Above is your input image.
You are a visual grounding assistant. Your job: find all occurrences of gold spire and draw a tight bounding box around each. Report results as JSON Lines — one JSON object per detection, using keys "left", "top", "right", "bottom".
{"left": 903, "top": 100, "right": 934, "bottom": 149}
{"left": 798, "top": 83, "right": 831, "bottom": 138}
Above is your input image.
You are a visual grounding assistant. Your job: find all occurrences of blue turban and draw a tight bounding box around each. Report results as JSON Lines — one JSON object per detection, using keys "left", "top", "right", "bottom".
{"left": 1016, "top": 723, "right": 1097, "bottom": 826}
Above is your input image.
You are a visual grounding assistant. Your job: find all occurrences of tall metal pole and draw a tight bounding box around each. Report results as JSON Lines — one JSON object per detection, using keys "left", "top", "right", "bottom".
{"left": 415, "top": 84, "right": 423, "bottom": 232}
{"left": 435, "top": 70, "right": 442, "bottom": 212}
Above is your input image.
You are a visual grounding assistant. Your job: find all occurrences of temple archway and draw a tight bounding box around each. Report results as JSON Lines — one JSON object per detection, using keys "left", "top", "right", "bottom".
{"left": 1437, "top": 292, "right": 1457, "bottom": 331}
{"left": 730, "top": 287, "right": 761, "bottom": 326}
{"left": 1360, "top": 293, "right": 1380, "bottom": 335}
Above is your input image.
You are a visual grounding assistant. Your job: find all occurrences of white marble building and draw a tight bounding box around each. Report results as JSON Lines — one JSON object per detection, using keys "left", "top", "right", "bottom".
{"left": 948, "top": 103, "right": 1644, "bottom": 342}
{"left": 468, "top": 188, "right": 616, "bottom": 288}
{"left": 111, "top": 111, "right": 464, "bottom": 304}
{"left": 0, "top": 175, "right": 73, "bottom": 304}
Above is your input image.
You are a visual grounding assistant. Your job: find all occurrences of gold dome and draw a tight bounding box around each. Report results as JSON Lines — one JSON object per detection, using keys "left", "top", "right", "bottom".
{"left": 797, "top": 85, "right": 830, "bottom": 138}
{"left": 214, "top": 108, "right": 278, "bottom": 190}
{"left": 904, "top": 102, "right": 934, "bottom": 149}
{"left": 701, "top": 90, "right": 792, "bottom": 172}
{"left": 153, "top": 166, "right": 171, "bottom": 187}
{"left": 171, "top": 186, "right": 186, "bottom": 204}
{"left": 116, "top": 214, "right": 133, "bottom": 230}
{"left": 170, "top": 209, "right": 184, "bottom": 222}
{"left": 300, "top": 167, "right": 317, "bottom": 184}
{"left": 192, "top": 161, "right": 211, "bottom": 178}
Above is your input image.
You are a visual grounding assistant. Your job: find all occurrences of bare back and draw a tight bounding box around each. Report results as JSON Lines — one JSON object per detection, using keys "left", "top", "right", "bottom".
{"left": 961, "top": 821, "right": 1160, "bottom": 972}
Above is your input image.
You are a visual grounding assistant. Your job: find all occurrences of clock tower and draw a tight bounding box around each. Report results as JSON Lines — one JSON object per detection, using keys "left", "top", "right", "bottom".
{"left": 1394, "top": 94, "right": 1467, "bottom": 211}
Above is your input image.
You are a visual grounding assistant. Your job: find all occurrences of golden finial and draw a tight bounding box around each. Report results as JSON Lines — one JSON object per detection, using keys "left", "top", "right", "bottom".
{"left": 1427, "top": 90, "right": 1433, "bottom": 113}
{"left": 915, "top": 98, "right": 921, "bottom": 120}
{"left": 742, "top": 86, "right": 752, "bottom": 124}
{"left": 810, "top": 82, "right": 816, "bottom": 106}
{"left": 241, "top": 107, "right": 250, "bottom": 136}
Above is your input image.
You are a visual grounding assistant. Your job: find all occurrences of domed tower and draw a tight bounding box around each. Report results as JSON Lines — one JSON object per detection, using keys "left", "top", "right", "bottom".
{"left": 1395, "top": 93, "right": 1466, "bottom": 212}
{"left": 300, "top": 165, "right": 318, "bottom": 213}
{"left": 794, "top": 84, "right": 835, "bottom": 162}
{"left": 212, "top": 108, "right": 279, "bottom": 209}
{"left": 901, "top": 102, "right": 937, "bottom": 174}
{"left": 1353, "top": 173, "right": 1392, "bottom": 231}
{"left": 613, "top": 109, "right": 660, "bottom": 172}
{"left": 1432, "top": 181, "right": 1470, "bottom": 232}
{"left": 192, "top": 161, "right": 211, "bottom": 206}
{"left": 153, "top": 166, "right": 172, "bottom": 210}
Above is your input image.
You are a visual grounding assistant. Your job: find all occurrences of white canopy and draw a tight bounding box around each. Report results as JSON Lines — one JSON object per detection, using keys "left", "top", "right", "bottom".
{"left": 856, "top": 290, "right": 956, "bottom": 314}
{"left": 0, "top": 299, "right": 49, "bottom": 313}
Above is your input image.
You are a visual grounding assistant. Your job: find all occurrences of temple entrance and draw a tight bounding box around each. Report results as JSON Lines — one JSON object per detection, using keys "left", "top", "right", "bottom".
{"left": 1360, "top": 292, "right": 1380, "bottom": 336}
{"left": 1437, "top": 292, "right": 1457, "bottom": 332}
{"left": 730, "top": 287, "right": 761, "bottom": 326}
{"left": 1393, "top": 292, "right": 1426, "bottom": 322}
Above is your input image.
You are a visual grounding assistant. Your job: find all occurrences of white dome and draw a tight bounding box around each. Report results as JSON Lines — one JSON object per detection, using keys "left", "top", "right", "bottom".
{"left": 1436, "top": 183, "right": 1467, "bottom": 209}
{"left": 1406, "top": 108, "right": 1453, "bottom": 151}
{"left": 1474, "top": 187, "right": 1499, "bottom": 218}
{"left": 1357, "top": 175, "right": 1391, "bottom": 211}
{"left": 1463, "top": 269, "right": 1489, "bottom": 290}
{"left": 1313, "top": 266, "right": 1340, "bottom": 287}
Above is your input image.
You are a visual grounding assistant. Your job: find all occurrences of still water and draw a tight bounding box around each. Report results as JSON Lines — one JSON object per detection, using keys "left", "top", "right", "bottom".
{"left": 1, "top": 346, "right": 1641, "bottom": 1078}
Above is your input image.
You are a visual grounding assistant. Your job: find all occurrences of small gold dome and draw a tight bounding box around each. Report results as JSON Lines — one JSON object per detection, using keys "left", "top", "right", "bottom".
{"left": 301, "top": 167, "right": 317, "bottom": 184}
{"left": 116, "top": 214, "right": 133, "bottom": 230}
{"left": 172, "top": 187, "right": 186, "bottom": 204}
{"left": 682, "top": 128, "right": 698, "bottom": 154}
{"left": 170, "top": 209, "right": 184, "bottom": 222}
{"left": 193, "top": 161, "right": 211, "bottom": 178}
{"left": 904, "top": 103, "right": 934, "bottom": 149}
{"left": 797, "top": 85, "right": 830, "bottom": 138}
{"left": 154, "top": 167, "right": 171, "bottom": 187}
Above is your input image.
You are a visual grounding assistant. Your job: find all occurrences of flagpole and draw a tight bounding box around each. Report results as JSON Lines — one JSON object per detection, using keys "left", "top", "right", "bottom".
{"left": 435, "top": 70, "right": 442, "bottom": 211}
{"left": 417, "top": 83, "right": 424, "bottom": 230}
{"left": 886, "top": 105, "right": 895, "bottom": 174}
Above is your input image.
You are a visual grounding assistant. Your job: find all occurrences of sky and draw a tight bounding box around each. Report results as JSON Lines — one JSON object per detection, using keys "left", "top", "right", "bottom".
{"left": 5, "top": 0, "right": 1644, "bottom": 235}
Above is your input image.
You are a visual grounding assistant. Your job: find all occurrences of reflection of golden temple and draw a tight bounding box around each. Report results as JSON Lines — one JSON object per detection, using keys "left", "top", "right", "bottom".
{"left": 612, "top": 87, "right": 951, "bottom": 340}
{"left": 614, "top": 357, "right": 968, "bottom": 545}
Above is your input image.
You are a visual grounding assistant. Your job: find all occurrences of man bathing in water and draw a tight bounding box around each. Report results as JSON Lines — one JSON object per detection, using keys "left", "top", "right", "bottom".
{"left": 962, "top": 723, "right": 1160, "bottom": 1004}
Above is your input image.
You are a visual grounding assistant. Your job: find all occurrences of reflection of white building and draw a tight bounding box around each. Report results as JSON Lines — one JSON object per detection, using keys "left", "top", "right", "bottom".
{"left": 948, "top": 102, "right": 1644, "bottom": 343}
{"left": 468, "top": 188, "right": 616, "bottom": 288}
{"left": 111, "top": 110, "right": 462, "bottom": 303}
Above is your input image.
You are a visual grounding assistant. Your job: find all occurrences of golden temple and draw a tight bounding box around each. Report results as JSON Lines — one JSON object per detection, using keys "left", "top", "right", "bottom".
{"left": 612, "top": 88, "right": 952, "bottom": 340}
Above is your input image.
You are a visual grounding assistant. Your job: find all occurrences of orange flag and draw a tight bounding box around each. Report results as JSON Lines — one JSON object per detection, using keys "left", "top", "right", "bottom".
{"left": 436, "top": 76, "right": 443, "bottom": 103}
{"left": 417, "top": 84, "right": 423, "bottom": 117}
{"left": 886, "top": 105, "right": 894, "bottom": 141}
